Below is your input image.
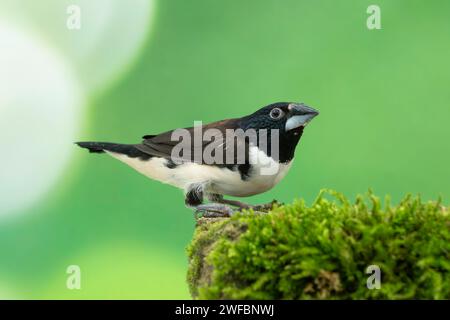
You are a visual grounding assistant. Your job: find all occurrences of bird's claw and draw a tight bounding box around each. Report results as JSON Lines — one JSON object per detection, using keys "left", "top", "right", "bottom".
{"left": 247, "top": 199, "right": 281, "bottom": 212}
{"left": 193, "top": 199, "right": 282, "bottom": 219}
{"left": 194, "top": 203, "right": 235, "bottom": 218}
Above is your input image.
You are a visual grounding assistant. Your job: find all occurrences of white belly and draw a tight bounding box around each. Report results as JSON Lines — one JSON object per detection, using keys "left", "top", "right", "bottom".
{"left": 106, "top": 146, "right": 293, "bottom": 197}
{"left": 209, "top": 161, "right": 292, "bottom": 197}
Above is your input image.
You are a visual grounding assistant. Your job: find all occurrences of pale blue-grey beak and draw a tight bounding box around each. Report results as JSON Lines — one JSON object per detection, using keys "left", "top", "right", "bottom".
{"left": 285, "top": 103, "right": 319, "bottom": 131}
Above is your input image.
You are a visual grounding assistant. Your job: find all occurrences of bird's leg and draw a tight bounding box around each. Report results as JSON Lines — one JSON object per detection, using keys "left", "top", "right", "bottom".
{"left": 208, "top": 194, "right": 280, "bottom": 213}
{"left": 185, "top": 186, "right": 235, "bottom": 218}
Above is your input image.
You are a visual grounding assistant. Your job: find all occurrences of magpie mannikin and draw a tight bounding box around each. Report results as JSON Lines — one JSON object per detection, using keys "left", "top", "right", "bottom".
{"left": 76, "top": 102, "right": 319, "bottom": 217}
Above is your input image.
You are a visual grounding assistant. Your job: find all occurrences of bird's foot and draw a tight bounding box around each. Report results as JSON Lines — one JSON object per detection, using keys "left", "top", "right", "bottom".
{"left": 207, "top": 194, "right": 282, "bottom": 214}
{"left": 231, "top": 199, "right": 281, "bottom": 212}
{"left": 248, "top": 199, "right": 281, "bottom": 212}
{"left": 193, "top": 197, "right": 282, "bottom": 219}
{"left": 194, "top": 203, "right": 235, "bottom": 218}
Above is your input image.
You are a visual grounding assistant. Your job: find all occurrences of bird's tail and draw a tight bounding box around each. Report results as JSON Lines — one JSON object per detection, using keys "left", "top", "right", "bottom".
{"left": 75, "top": 141, "right": 150, "bottom": 159}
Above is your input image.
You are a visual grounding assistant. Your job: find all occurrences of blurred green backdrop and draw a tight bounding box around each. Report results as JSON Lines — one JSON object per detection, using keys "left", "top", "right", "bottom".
{"left": 0, "top": 0, "right": 449, "bottom": 299}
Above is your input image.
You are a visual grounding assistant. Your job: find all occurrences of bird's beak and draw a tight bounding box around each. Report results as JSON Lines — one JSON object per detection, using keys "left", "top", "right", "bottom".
{"left": 285, "top": 103, "right": 319, "bottom": 131}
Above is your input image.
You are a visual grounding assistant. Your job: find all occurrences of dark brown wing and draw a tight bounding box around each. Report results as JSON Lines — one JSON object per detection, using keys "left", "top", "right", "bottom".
{"left": 134, "top": 118, "right": 249, "bottom": 165}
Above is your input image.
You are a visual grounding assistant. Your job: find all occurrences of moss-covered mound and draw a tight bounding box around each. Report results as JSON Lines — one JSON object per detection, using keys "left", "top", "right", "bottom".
{"left": 187, "top": 190, "right": 449, "bottom": 299}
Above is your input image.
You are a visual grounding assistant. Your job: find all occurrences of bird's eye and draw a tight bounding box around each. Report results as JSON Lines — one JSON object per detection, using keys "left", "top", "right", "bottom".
{"left": 269, "top": 107, "right": 284, "bottom": 120}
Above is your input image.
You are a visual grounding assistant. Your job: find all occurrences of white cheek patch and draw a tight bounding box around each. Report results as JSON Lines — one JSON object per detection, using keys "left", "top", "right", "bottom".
{"left": 248, "top": 145, "right": 280, "bottom": 176}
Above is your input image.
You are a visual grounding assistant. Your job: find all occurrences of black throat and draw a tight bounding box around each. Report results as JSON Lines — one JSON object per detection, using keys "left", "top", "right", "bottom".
{"left": 254, "top": 126, "right": 304, "bottom": 163}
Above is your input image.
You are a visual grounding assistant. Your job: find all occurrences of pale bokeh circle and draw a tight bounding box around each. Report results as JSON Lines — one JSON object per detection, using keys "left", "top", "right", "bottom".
{"left": 0, "top": 22, "right": 82, "bottom": 218}
{"left": 64, "top": 0, "right": 156, "bottom": 92}
{"left": 0, "top": 0, "right": 155, "bottom": 93}
{"left": 0, "top": 1, "right": 154, "bottom": 218}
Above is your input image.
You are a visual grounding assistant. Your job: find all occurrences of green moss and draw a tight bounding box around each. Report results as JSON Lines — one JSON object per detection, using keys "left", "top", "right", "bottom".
{"left": 186, "top": 190, "right": 449, "bottom": 299}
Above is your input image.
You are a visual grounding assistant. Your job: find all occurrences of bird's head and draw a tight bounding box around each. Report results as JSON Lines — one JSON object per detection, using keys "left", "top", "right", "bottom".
{"left": 236, "top": 102, "right": 319, "bottom": 163}
{"left": 240, "top": 102, "right": 319, "bottom": 135}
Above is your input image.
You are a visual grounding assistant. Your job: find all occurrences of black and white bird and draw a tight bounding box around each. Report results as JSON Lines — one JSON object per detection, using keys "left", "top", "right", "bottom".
{"left": 76, "top": 102, "right": 319, "bottom": 217}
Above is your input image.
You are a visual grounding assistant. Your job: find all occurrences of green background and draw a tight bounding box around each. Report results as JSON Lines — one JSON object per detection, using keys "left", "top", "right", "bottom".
{"left": 0, "top": 0, "right": 449, "bottom": 299}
